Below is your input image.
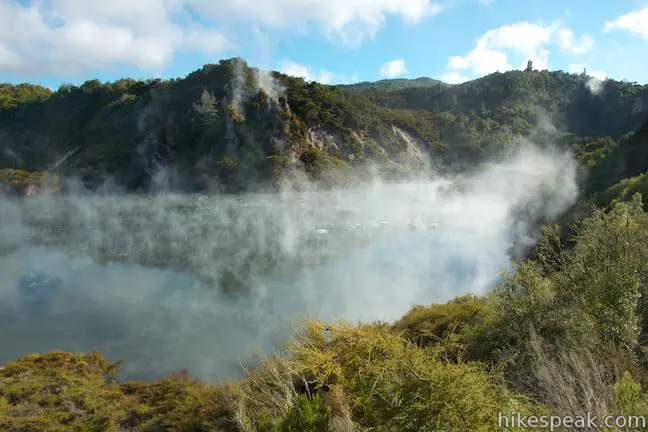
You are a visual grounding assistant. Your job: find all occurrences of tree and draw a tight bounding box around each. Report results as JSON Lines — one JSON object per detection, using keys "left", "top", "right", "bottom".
{"left": 525, "top": 60, "right": 533, "bottom": 72}
{"left": 81, "top": 79, "right": 102, "bottom": 92}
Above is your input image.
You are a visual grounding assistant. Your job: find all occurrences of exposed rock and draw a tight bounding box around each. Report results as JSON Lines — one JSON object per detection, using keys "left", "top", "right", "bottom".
{"left": 24, "top": 183, "right": 61, "bottom": 196}
{"left": 0, "top": 169, "right": 61, "bottom": 196}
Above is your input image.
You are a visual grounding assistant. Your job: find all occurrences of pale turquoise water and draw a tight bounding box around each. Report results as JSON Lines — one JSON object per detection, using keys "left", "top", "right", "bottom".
{"left": 0, "top": 183, "right": 519, "bottom": 380}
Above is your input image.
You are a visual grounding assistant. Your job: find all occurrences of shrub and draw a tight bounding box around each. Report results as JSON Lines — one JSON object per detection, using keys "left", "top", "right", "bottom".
{"left": 277, "top": 394, "right": 330, "bottom": 432}
{"left": 0, "top": 352, "right": 132, "bottom": 431}
{"left": 285, "top": 320, "right": 537, "bottom": 431}
{"left": 393, "top": 294, "right": 488, "bottom": 348}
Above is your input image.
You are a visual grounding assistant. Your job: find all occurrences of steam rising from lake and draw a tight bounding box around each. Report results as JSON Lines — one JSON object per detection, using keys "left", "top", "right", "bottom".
{"left": 0, "top": 144, "right": 578, "bottom": 381}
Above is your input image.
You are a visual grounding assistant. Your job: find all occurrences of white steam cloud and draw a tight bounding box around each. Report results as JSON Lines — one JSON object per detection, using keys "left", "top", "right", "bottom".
{"left": 586, "top": 75, "right": 606, "bottom": 96}
{"left": 254, "top": 68, "right": 286, "bottom": 103}
{"left": 568, "top": 64, "right": 607, "bottom": 96}
{"left": 0, "top": 143, "right": 578, "bottom": 381}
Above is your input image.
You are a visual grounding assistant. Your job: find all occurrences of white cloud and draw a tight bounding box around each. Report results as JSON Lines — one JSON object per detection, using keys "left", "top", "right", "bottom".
{"left": 557, "top": 28, "right": 594, "bottom": 54}
{"left": 443, "top": 20, "right": 593, "bottom": 80}
{"left": 0, "top": 0, "right": 442, "bottom": 76}
{"left": 278, "top": 60, "right": 359, "bottom": 84}
{"left": 444, "top": 22, "right": 552, "bottom": 78}
{"left": 604, "top": 6, "right": 648, "bottom": 39}
{"left": 183, "top": 28, "right": 234, "bottom": 56}
{"left": 0, "top": 0, "right": 233, "bottom": 75}
{"left": 441, "top": 72, "right": 470, "bottom": 84}
{"left": 478, "top": 21, "right": 554, "bottom": 55}
{"left": 589, "top": 70, "right": 607, "bottom": 81}
{"left": 0, "top": 43, "right": 21, "bottom": 70}
{"left": 379, "top": 59, "right": 408, "bottom": 78}
{"left": 188, "top": 0, "right": 441, "bottom": 46}
{"left": 279, "top": 60, "right": 336, "bottom": 84}
{"left": 448, "top": 47, "right": 511, "bottom": 76}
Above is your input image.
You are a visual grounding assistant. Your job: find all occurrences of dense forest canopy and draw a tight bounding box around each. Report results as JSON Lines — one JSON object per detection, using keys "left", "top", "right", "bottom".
{"left": 337, "top": 76, "right": 451, "bottom": 93}
{"left": 1, "top": 57, "right": 646, "bottom": 195}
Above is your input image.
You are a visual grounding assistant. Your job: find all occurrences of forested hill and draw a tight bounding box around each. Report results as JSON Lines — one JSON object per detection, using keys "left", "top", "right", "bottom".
{"left": 0, "top": 57, "right": 647, "bottom": 194}
{"left": 336, "top": 77, "right": 450, "bottom": 93}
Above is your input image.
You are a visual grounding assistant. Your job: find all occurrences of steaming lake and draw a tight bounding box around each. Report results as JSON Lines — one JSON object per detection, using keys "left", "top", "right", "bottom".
{"left": 0, "top": 181, "right": 530, "bottom": 380}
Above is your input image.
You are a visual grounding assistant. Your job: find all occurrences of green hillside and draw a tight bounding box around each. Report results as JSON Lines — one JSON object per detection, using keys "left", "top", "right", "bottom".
{"left": 337, "top": 77, "right": 450, "bottom": 92}
{"left": 1, "top": 58, "right": 646, "bottom": 194}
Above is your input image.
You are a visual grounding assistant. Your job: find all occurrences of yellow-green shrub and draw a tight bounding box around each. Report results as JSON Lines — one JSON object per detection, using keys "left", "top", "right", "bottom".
{"left": 0, "top": 352, "right": 132, "bottom": 431}
{"left": 393, "top": 294, "right": 488, "bottom": 348}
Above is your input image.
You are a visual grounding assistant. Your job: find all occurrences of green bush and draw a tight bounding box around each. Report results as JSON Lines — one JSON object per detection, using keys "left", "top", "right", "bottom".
{"left": 0, "top": 352, "right": 132, "bottom": 431}
{"left": 285, "top": 320, "right": 538, "bottom": 431}
{"left": 277, "top": 394, "right": 330, "bottom": 432}
{"left": 466, "top": 194, "right": 648, "bottom": 398}
{"left": 393, "top": 294, "right": 488, "bottom": 350}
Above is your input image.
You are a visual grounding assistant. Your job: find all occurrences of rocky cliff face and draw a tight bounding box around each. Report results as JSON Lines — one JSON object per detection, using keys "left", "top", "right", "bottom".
{"left": 24, "top": 183, "right": 61, "bottom": 196}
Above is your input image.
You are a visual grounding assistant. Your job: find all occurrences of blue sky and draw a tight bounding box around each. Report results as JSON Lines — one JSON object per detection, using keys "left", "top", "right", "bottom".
{"left": 0, "top": 0, "right": 646, "bottom": 89}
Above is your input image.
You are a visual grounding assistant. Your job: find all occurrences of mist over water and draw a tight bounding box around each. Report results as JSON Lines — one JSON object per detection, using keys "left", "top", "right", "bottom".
{"left": 0, "top": 145, "right": 579, "bottom": 381}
